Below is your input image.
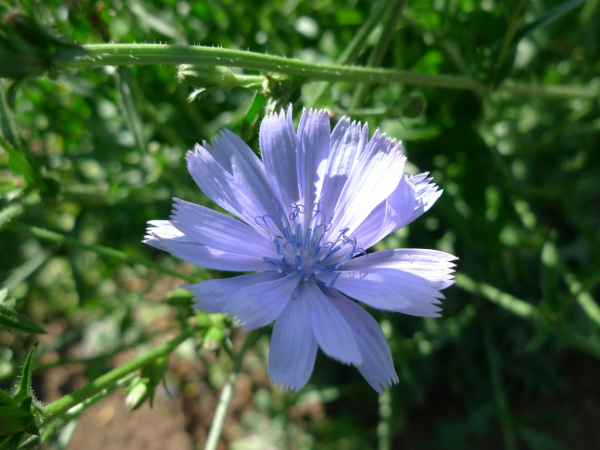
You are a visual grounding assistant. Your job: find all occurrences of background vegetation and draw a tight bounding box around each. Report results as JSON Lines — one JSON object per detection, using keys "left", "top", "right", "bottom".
{"left": 1, "top": 0, "right": 599, "bottom": 448}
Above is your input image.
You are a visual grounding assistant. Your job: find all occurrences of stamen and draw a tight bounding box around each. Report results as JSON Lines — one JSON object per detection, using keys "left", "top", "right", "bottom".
{"left": 267, "top": 201, "right": 360, "bottom": 286}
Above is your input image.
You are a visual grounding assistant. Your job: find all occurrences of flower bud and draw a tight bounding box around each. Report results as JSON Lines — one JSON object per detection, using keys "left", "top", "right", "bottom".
{"left": 177, "top": 65, "right": 266, "bottom": 101}
{"left": 124, "top": 378, "right": 149, "bottom": 411}
{"left": 0, "top": 398, "right": 39, "bottom": 437}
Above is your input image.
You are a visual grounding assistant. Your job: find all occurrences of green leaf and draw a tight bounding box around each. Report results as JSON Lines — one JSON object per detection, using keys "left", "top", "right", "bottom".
{"left": 14, "top": 344, "right": 38, "bottom": 403}
{"left": 512, "top": 0, "right": 587, "bottom": 45}
{"left": 8, "top": 433, "right": 23, "bottom": 450}
{"left": 0, "top": 306, "right": 46, "bottom": 335}
{"left": 117, "top": 66, "right": 147, "bottom": 153}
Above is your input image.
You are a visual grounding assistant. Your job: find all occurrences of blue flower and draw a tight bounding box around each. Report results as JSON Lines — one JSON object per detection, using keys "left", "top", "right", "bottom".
{"left": 144, "top": 107, "right": 457, "bottom": 392}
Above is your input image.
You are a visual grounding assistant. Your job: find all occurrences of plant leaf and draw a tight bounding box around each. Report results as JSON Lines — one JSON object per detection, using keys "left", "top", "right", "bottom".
{"left": 0, "top": 306, "right": 46, "bottom": 335}
{"left": 14, "top": 344, "right": 38, "bottom": 404}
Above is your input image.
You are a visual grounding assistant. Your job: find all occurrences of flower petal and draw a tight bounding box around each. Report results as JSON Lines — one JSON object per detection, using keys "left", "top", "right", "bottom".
{"left": 187, "top": 272, "right": 282, "bottom": 313}
{"left": 296, "top": 109, "right": 331, "bottom": 229}
{"left": 170, "top": 198, "right": 277, "bottom": 257}
{"left": 145, "top": 220, "right": 270, "bottom": 271}
{"left": 268, "top": 283, "right": 318, "bottom": 391}
{"left": 351, "top": 175, "right": 417, "bottom": 250}
{"left": 161, "top": 238, "right": 271, "bottom": 272}
{"left": 409, "top": 172, "right": 443, "bottom": 223}
{"left": 308, "top": 282, "right": 362, "bottom": 364}
{"left": 224, "top": 273, "right": 299, "bottom": 331}
{"left": 333, "top": 267, "right": 446, "bottom": 317}
{"left": 349, "top": 173, "right": 442, "bottom": 250}
{"left": 186, "top": 142, "right": 281, "bottom": 236}
{"left": 340, "top": 248, "right": 457, "bottom": 290}
{"left": 331, "top": 131, "right": 406, "bottom": 234}
{"left": 320, "top": 118, "right": 369, "bottom": 220}
{"left": 260, "top": 106, "right": 300, "bottom": 207}
{"left": 324, "top": 288, "right": 398, "bottom": 393}
{"left": 143, "top": 220, "right": 187, "bottom": 252}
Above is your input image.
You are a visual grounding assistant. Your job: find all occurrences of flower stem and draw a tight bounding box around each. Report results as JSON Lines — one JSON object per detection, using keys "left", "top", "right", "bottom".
{"left": 62, "top": 44, "right": 599, "bottom": 99}
{"left": 43, "top": 331, "right": 191, "bottom": 423}
{"left": 377, "top": 389, "right": 393, "bottom": 450}
{"left": 204, "top": 332, "right": 253, "bottom": 450}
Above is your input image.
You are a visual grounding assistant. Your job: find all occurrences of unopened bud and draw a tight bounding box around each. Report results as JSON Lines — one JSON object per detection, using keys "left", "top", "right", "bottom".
{"left": 177, "top": 65, "right": 265, "bottom": 101}
{"left": 124, "top": 379, "right": 149, "bottom": 411}
{"left": 0, "top": 398, "right": 39, "bottom": 436}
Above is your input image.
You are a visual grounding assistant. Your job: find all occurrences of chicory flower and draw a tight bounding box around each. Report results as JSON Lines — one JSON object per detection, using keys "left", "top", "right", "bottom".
{"left": 145, "top": 107, "right": 456, "bottom": 392}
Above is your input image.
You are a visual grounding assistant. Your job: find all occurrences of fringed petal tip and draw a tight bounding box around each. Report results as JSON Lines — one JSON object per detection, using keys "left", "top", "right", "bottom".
{"left": 143, "top": 220, "right": 186, "bottom": 251}
{"left": 363, "top": 371, "right": 399, "bottom": 394}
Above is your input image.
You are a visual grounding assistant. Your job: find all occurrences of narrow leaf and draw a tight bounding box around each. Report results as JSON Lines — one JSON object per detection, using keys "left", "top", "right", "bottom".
{"left": 0, "top": 306, "right": 46, "bottom": 335}
{"left": 14, "top": 344, "right": 38, "bottom": 403}
{"left": 512, "top": 0, "right": 586, "bottom": 44}
{"left": 117, "top": 66, "right": 146, "bottom": 153}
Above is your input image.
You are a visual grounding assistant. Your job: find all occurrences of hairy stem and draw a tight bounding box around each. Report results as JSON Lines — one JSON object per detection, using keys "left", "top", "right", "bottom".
{"left": 60, "top": 44, "right": 599, "bottom": 99}
{"left": 43, "top": 331, "right": 192, "bottom": 423}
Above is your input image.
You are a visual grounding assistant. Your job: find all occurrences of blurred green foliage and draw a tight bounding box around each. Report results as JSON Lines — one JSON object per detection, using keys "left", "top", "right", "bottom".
{"left": 0, "top": 0, "right": 599, "bottom": 449}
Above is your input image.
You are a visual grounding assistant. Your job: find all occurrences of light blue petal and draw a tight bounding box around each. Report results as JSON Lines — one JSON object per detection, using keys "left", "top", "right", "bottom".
{"left": 268, "top": 283, "right": 318, "bottom": 391}
{"left": 170, "top": 198, "right": 277, "bottom": 258}
{"left": 324, "top": 288, "right": 398, "bottom": 393}
{"left": 320, "top": 118, "right": 369, "bottom": 221}
{"left": 351, "top": 176, "right": 417, "bottom": 251}
{"left": 330, "top": 131, "right": 406, "bottom": 234}
{"left": 296, "top": 109, "right": 331, "bottom": 229}
{"left": 308, "top": 282, "right": 362, "bottom": 364}
{"left": 186, "top": 272, "right": 282, "bottom": 313}
{"left": 224, "top": 273, "right": 299, "bottom": 331}
{"left": 186, "top": 142, "right": 282, "bottom": 237}
{"left": 333, "top": 267, "right": 445, "bottom": 317}
{"left": 161, "top": 237, "right": 272, "bottom": 272}
{"left": 260, "top": 106, "right": 300, "bottom": 207}
{"left": 143, "top": 220, "right": 188, "bottom": 251}
{"left": 339, "top": 248, "right": 457, "bottom": 290}
{"left": 145, "top": 221, "right": 270, "bottom": 271}
{"left": 408, "top": 172, "right": 443, "bottom": 223}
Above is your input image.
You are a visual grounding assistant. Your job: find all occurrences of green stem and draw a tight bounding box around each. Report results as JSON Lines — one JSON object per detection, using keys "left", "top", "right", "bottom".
{"left": 351, "top": 0, "right": 407, "bottom": 109}
{"left": 456, "top": 273, "right": 600, "bottom": 359}
{"left": 482, "top": 322, "right": 516, "bottom": 450}
{"left": 20, "top": 374, "right": 136, "bottom": 449}
{"left": 377, "top": 389, "right": 392, "bottom": 450}
{"left": 455, "top": 273, "right": 535, "bottom": 319}
{"left": 13, "top": 224, "right": 200, "bottom": 283}
{"left": 43, "top": 331, "right": 191, "bottom": 423}
{"left": 495, "top": 0, "right": 526, "bottom": 72}
{"left": 309, "top": 0, "right": 396, "bottom": 107}
{"left": 204, "top": 332, "right": 253, "bottom": 450}
{"left": 61, "top": 44, "right": 599, "bottom": 99}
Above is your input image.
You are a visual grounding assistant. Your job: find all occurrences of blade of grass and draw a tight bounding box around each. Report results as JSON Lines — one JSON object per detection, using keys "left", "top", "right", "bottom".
{"left": 117, "top": 66, "right": 147, "bottom": 153}
{"left": 482, "top": 322, "right": 516, "bottom": 450}
{"left": 13, "top": 224, "right": 201, "bottom": 283}
{"left": 455, "top": 273, "right": 535, "bottom": 319}
{"left": 308, "top": 0, "right": 396, "bottom": 107}
{"left": 350, "top": 0, "right": 407, "bottom": 109}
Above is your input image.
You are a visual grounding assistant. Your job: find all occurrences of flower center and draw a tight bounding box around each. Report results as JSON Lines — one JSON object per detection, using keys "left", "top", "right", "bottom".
{"left": 258, "top": 201, "right": 364, "bottom": 286}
